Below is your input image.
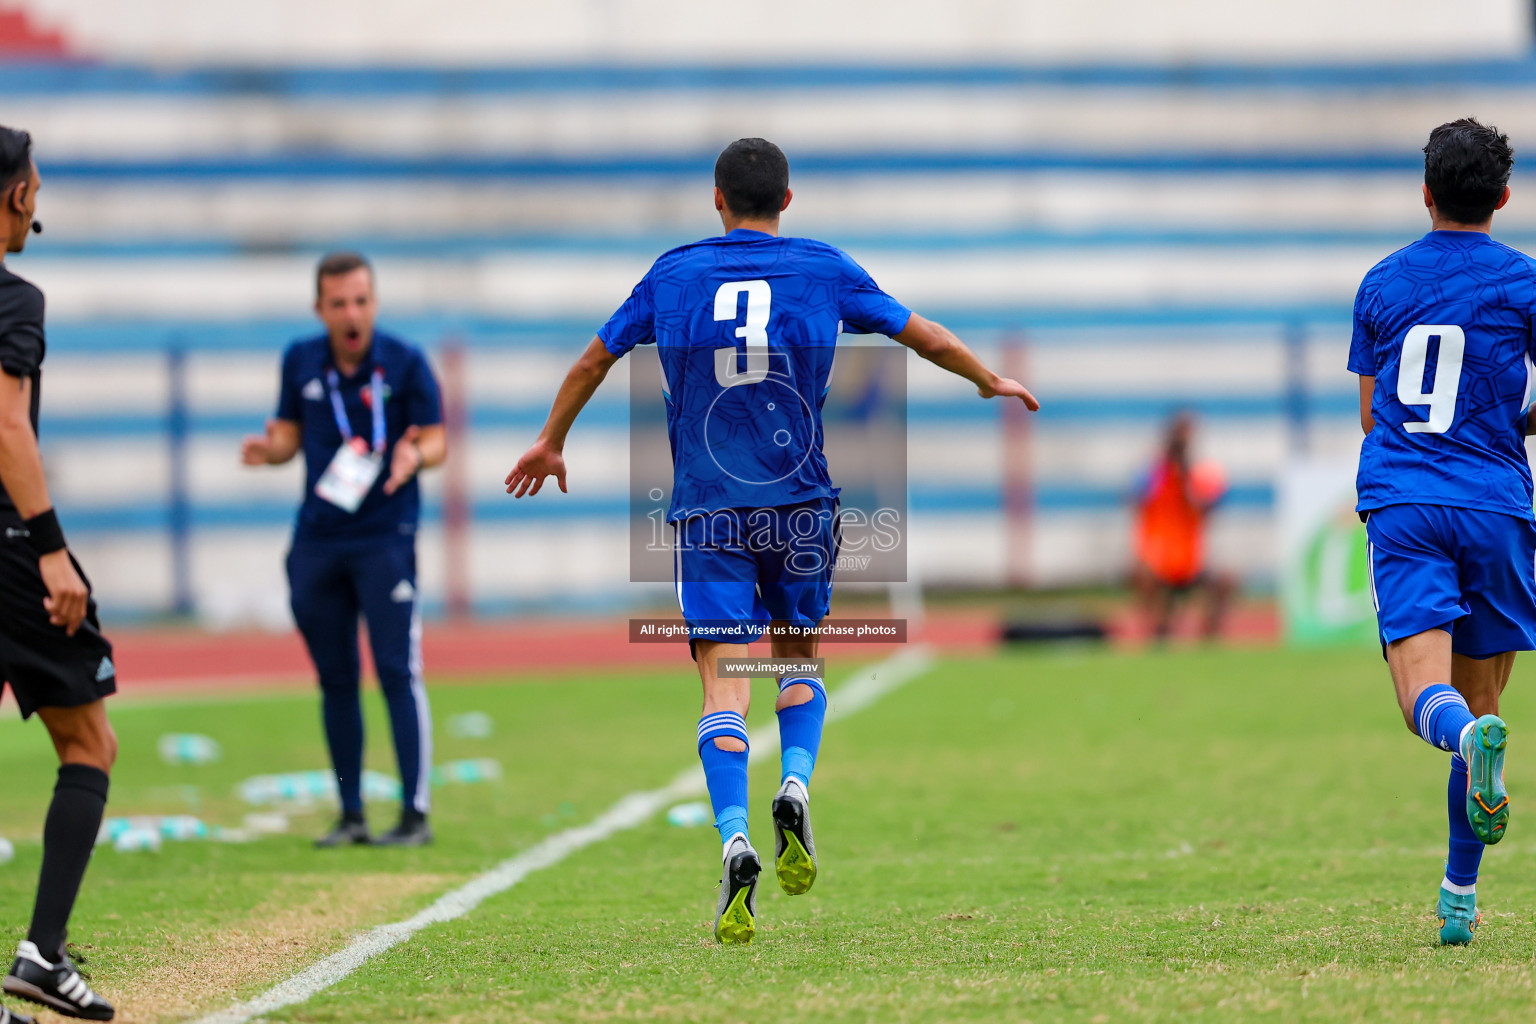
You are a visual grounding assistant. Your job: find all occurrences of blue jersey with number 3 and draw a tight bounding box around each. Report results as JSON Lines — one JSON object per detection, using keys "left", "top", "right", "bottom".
{"left": 599, "top": 228, "right": 911, "bottom": 520}
{"left": 1350, "top": 230, "right": 1536, "bottom": 521}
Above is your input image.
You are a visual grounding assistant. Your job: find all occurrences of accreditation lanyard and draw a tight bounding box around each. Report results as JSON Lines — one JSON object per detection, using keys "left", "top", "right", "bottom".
{"left": 327, "top": 368, "right": 386, "bottom": 454}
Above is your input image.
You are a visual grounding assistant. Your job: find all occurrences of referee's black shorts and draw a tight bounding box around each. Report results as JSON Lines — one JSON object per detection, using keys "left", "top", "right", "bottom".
{"left": 0, "top": 532, "right": 115, "bottom": 719}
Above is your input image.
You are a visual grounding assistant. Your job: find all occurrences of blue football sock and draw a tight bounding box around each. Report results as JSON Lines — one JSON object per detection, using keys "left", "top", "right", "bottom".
{"left": 1446, "top": 753, "right": 1484, "bottom": 890}
{"left": 1413, "top": 684, "right": 1475, "bottom": 753}
{"left": 777, "top": 676, "right": 827, "bottom": 788}
{"left": 698, "top": 711, "right": 750, "bottom": 845}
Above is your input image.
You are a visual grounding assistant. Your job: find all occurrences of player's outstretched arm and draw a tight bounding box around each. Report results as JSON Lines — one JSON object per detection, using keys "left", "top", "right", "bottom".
{"left": 894, "top": 313, "right": 1040, "bottom": 410}
{"left": 0, "top": 372, "right": 88, "bottom": 634}
{"left": 505, "top": 336, "right": 620, "bottom": 497}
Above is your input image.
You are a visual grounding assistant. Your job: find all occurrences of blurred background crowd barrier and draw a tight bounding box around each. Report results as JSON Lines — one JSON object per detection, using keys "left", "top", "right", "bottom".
{"left": 1, "top": 0, "right": 1533, "bottom": 632}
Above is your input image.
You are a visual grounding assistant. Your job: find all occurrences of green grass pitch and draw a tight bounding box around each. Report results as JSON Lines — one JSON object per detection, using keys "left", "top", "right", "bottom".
{"left": 2, "top": 643, "right": 1536, "bottom": 1022}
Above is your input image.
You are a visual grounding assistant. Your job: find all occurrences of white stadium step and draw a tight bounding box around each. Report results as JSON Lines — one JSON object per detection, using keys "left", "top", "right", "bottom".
{"left": 8, "top": 36, "right": 1533, "bottom": 614}
{"left": 18, "top": 0, "right": 1525, "bottom": 63}
{"left": 26, "top": 174, "right": 1536, "bottom": 244}
{"left": 10, "top": 245, "right": 1393, "bottom": 319}
{"left": 13, "top": 88, "right": 1536, "bottom": 160}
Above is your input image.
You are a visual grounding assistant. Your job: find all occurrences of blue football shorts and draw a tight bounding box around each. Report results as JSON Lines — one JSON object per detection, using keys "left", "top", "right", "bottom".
{"left": 1366, "top": 503, "right": 1536, "bottom": 658}
{"left": 673, "top": 497, "right": 839, "bottom": 645}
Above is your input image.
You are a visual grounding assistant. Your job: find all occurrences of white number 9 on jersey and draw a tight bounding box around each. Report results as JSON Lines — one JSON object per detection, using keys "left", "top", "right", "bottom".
{"left": 1397, "top": 324, "right": 1466, "bottom": 434}
{"left": 714, "top": 279, "right": 771, "bottom": 388}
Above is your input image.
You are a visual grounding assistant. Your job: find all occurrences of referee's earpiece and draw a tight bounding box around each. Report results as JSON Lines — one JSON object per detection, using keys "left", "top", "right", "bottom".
{"left": 29, "top": 221, "right": 41, "bottom": 235}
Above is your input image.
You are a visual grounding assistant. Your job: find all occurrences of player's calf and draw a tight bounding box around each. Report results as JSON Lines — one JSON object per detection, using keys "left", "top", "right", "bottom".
{"left": 698, "top": 712, "right": 751, "bottom": 852}
{"left": 23, "top": 762, "right": 109, "bottom": 1005}
{"left": 1440, "top": 751, "right": 1485, "bottom": 946}
{"left": 773, "top": 675, "right": 825, "bottom": 895}
{"left": 1408, "top": 683, "right": 1476, "bottom": 754}
{"left": 698, "top": 711, "right": 757, "bottom": 943}
{"left": 36, "top": 703, "right": 116, "bottom": 775}
{"left": 776, "top": 675, "right": 825, "bottom": 789}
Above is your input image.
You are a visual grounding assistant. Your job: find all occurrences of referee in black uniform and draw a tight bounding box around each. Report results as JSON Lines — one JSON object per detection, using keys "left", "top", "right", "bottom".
{"left": 0, "top": 127, "right": 116, "bottom": 1022}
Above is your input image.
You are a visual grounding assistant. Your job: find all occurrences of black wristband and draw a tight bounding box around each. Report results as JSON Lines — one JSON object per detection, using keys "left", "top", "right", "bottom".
{"left": 22, "top": 508, "right": 65, "bottom": 556}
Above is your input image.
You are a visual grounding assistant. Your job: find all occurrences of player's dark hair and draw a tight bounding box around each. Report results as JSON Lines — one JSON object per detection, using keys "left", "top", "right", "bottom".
{"left": 1424, "top": 118, "right": 1513, "bottom": 225}
{"left": 315, "top": 251, "right": 373, "bottom": 297}
{"left": 0, "top": 125, "right": 33, "bottom": 197}
{"left": 714, "top": 138, "right": 789, "bottom": 220}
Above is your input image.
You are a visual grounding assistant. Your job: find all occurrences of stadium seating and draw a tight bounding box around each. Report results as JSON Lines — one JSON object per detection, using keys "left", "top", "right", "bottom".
{"left": 13, "top": 0, "right": 1526, "bottom": 62}
{"left": 5, "top": 10, "right": 1536, "bottom": 619}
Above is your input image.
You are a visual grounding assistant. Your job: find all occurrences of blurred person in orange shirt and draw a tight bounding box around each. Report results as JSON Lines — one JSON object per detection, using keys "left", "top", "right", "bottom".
{"left": 1131, "top": 411, "right": 1233, "bottom": 640}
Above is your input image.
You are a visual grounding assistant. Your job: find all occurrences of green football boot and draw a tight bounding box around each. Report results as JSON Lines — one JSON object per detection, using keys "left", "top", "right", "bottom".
{"left": 713, "top": 835, "right": 760, "bottom": 945}
{"left": 1438, "top": 886, "right": 1480, "bottom": 946}
{"left": 1460, "top": 715, "right": 1509, "bottom": 845}
{"left": 772, "top": 777, "right": 818, "bottom": 896}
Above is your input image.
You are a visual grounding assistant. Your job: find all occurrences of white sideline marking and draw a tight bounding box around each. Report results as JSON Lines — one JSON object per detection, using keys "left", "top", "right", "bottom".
{"left": 192, "top": 646, "right": 934, "bottom": 1024}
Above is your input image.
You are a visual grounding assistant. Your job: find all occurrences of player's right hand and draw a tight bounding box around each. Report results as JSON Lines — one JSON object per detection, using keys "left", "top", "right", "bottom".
{"left": 39, "top": 548, "right": 88, "bottom": 636}
{"left": 505, "top": 439, "right": 567, "bottom": 497}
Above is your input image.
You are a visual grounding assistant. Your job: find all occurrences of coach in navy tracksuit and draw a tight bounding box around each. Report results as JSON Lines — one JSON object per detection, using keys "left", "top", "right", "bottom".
{"left": 242, "top": 252, "right": 446, "bottom": 847}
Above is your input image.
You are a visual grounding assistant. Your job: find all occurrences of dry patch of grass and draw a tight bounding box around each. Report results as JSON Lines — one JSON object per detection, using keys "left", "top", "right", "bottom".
{"left": 108, "top": 871, "right": 450, "bottom": 1024}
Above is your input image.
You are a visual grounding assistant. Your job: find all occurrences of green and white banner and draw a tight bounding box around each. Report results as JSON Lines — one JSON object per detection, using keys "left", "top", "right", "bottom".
{"left": 1279, "top": 459, "right": 1376, "bottom": 646}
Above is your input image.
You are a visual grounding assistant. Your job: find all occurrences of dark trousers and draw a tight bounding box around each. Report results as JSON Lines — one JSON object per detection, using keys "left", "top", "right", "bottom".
{"left": 287, "top": 532, "right": 432, "bottom": 816}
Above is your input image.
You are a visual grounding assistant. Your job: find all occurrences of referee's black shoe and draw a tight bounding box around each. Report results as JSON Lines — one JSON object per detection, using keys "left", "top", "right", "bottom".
{"left": 314, "top": 812, "right": 372, "bottom": 848}
{"left": 0, "top": 1001, "right": 37, "bottom": 1024}
{"left": 4, "top": 941, "right": 113, "bottom": 1020}
{"left": 374, "top": 809, "right": 433, "bottom": 847}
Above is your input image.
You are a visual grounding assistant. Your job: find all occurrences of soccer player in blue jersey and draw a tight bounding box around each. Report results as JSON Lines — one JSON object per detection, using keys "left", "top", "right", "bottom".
{"left": 1351, "top": 118, "right": 1536, "bottom": 945}
{"left": 506, "top": 138, "right": 1037, "bottom": 943}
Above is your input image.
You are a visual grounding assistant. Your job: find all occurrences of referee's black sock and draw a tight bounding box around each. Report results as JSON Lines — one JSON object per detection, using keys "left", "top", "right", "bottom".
{"left": 26, "top": 763, "right": 109, "bottom": 960}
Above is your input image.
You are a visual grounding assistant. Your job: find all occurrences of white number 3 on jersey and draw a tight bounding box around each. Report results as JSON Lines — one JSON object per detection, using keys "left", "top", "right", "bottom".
{"left": 713, "top": 280, "right": 771, "bottom": 388}
{"left": 1397, "top": 324, "right": 1465, "bottom": 434}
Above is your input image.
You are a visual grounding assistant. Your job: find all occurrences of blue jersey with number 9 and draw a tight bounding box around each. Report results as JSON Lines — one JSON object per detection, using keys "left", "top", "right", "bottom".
{"left": 1350, "top": 230, "right": 1536, "bottom": 521}
{"left": 599, "top": 229, "right": 912, "bottom": 521}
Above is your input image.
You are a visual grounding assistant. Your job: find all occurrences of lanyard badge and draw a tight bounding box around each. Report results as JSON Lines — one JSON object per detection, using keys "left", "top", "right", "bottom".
{"left": 327, "top": 368, "right": 386, "bottom": 453}
{"left": 315, "top": 368, "right": 387, "bottom": 513}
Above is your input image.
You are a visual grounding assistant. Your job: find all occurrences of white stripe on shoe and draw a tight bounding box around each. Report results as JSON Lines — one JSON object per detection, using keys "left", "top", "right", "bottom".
{"left": 11, "top": 944, "right": 50, "bottom": 971}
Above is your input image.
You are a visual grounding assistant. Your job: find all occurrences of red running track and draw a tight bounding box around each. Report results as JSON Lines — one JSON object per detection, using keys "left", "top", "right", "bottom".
{"left": 96, "top": 605, "right": 1278, "bottom": 697}
{"left": 106, "top": 612, "right": 993, "bottom": 694}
